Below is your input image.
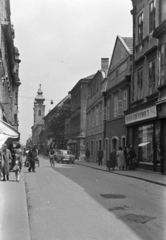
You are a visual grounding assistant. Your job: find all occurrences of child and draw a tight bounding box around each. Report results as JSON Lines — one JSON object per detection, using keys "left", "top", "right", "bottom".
{"left": 13, "top": 154, "right": 20, "bottom": 182}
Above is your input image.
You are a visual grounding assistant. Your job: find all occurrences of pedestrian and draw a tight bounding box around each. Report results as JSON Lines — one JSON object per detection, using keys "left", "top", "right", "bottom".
{"left": 123, "top": 147, "right": 127, "bottom": 168}
{"left": 108, "top": 149, "right": 116, "bottom": 171}
{"left": 28, "top": 147, "right": 37, "bottom": 172}
{"left": 127, "top": 147, "right": 136, "bottom": 170}
{"left": 49, "top": 146, "right": 55, "bottom": 167}
{"left": 97, "top": 147, "right": 103, "bottom": 166}
{"left": 0, "top": 144, "right": 12, "bottom": 181}
{"left": 14, "top": 143, "right": 23, "bottom": 171}
{"left": 9, "top": 143, "right": 16, "bottom": 170}
{"left": 116, "top": 146, "right": 126, "bottom": 170}
{"left": 85, "top": 148, "right": 90, "bottom": 162}
{"left": 13, "top": 153, "right": 21, "bottom": 182}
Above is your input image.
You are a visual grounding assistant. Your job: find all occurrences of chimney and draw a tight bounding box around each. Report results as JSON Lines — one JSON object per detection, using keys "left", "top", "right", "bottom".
{"left": 101, "top": 58, "right": 109, "bottom": 71}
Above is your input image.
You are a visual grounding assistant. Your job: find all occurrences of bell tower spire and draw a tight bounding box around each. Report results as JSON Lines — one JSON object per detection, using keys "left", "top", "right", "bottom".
{"left": 33, "top": 84, "right": 45, "bottom": 125}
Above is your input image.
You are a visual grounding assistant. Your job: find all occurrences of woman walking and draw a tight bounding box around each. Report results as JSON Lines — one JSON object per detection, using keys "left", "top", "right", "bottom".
{"left": 116, "top": 147, "right": 126, "bottom": 170}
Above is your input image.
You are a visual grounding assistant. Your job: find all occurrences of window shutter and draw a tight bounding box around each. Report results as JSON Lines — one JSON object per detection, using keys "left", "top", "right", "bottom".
{"left": 117, "top": 100, "right": 123, "bottom": 115}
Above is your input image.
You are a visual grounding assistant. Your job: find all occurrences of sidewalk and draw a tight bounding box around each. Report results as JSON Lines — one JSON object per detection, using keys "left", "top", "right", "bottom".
{"left": 0, "top": 169, "right": 31, "bottom": 240}
{"left": 75, "top": 160, "right": 166, "bottom": 187}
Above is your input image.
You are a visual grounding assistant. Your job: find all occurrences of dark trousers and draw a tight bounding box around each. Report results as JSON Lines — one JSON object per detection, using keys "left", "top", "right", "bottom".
{"left": 98, "top": 157, "right": 102, "bottom": 166}
{"left": 28, "top": 162, "right": 35, "bottom": 172}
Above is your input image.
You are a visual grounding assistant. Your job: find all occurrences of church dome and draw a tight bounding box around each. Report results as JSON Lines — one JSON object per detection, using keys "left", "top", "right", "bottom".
{"left": 35, "top": 84, "right": 45, "bottom": 103}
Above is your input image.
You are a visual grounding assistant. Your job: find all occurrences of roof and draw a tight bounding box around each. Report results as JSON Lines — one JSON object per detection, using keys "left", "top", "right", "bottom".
{"left": 70, "top": 73, "right": 95, "bottom": 93}
{"left": 121, "top": 37, "right": 133, "bottom": 54}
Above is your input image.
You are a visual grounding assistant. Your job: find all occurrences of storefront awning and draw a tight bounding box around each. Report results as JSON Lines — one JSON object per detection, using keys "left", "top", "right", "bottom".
{"left": 0, "top": 119, "right": 20, "bottom": 148}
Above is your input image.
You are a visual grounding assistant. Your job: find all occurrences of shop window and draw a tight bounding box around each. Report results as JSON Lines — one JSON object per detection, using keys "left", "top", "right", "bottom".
{"left": 137, "top": 124, "right": 154, "bottom": 163}
{"left": 137, "top": 67, "right": 143, "bottom": 100}
{"left": 149, "top": 0, "right": 156, "bottom": 34}
{"left": 155, "top": 121, "right": 161, "bottom": 166}
{"left": 138, "top": 12, "right": 143, "bottom": 43}
{"left": 149, "top": 59, "right": 156, "bottom": 94}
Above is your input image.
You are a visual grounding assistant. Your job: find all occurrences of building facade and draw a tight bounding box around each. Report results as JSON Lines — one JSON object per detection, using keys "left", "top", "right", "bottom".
{"left": 0, "top": 0, "right": 21, "bottom": 131}
{"left": 68, "top": 74, "right": 94, "bottom": 159}
{"left": 153, "top": 0, "right": 166, "bottom": 174}
{"left": 105, "top": 36, "right": 132, "bottom": 161}
{"left": 124, "top": 0, "right": 165, "bottom": 172}
{"left": 86, "top": 58, "right": 109, "bottom": 164}
{"left": 43, "top": 95, "right": 70, "bottom": 153}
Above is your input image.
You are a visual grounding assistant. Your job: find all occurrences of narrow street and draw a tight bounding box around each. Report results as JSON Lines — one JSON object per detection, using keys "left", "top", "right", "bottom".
{"left": 24, "top": 156, "right": 166, "bottom": 240}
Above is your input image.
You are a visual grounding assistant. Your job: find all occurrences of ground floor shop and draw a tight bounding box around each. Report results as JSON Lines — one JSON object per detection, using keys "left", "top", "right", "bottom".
{"left": 86, "top": 133, "right": 103, "bottom": 163}
{"left": 125, "top": 104, "right": 166, "bottom": 173}
{"left": 67, "top": 137, "right": 86, "bottom": 160}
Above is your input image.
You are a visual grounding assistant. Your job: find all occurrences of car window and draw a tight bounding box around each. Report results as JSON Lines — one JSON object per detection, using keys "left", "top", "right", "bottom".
{"left": 67, "top": 150, "right": 72, "bottom": 154}
{"left": 62, "top": 150, "right": 68, "bottom": 154}
{"left": 56, "top": 150, "right": 61, "bottom": 154}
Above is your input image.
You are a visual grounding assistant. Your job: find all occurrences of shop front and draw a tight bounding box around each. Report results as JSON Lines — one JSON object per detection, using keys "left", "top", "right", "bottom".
{"left": 125, "top": 105, "right": 161, "bottom": 172}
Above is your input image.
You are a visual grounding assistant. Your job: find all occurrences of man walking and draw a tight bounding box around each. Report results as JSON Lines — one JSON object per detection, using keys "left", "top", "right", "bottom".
{"left": 97, "top": 147, "right": 103, "bottom": 166}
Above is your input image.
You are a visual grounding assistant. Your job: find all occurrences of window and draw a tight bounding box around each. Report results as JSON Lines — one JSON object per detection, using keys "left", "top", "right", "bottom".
{"left": 149, "top": 0, "right": 156, "bottom": 34}
{"left": 138, "top": 12, "right": 143, "bottom": 43}
{"left": 100, "top": 103, "right": 103, "bottom": 125}
{"left": 114, "top": 95, "right": 118, "bottom": 118}
{"left": 137, "top": 67, "right": 143, "bottom": 100}
{"left": 115, "top": 68, "right": 119, "bottom": 78}
{"left": 121, "top": 136, "right": 126, "bottom": 148}
{"left": 137, "top": 124, "right": 154, "bottom": 163}
{"left": 149, "top": 59, "right": 156, "bottom": 94}
{"left": 96, "top": 106, "right": 98, "bottom": 126}
{"left": 106, "top": 98, "right": 110, "bottom": 120}
{"left": 123, "top": 90, "right": 127, "bottom": 111}
{"left": 160, "top": 44, "right": 165, "bottom": 85}
{"left": 15, "top": 92, "right": 18, "bottom": 103}
{"left": 38, "top": 110, "right": 41, "bottom": 116}
{"left": 117, "top": 100, "right": 123, "bottom": 115}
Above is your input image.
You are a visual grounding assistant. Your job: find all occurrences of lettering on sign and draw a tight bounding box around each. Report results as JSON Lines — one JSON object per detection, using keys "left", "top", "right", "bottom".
{"left": 125, "top": 106, "right": 157, "bottom": 125}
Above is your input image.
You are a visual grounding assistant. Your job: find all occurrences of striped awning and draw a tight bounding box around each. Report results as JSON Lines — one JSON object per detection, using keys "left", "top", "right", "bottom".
{"left": 0, "top": 119, "right": 19, "bottom": 148}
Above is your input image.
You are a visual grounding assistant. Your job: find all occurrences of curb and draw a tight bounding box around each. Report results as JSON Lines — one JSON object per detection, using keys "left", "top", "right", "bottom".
{"left": 22, "top": 170, "right": 31, "bottom": 240}
{"left": 75, "top": 162, "right": 166, "bottom": 187}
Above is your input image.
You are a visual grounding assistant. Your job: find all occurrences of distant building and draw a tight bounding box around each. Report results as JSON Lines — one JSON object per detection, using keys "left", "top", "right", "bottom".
{"left": 86, "top": 58, "right": 109, "bottom": 164}
{"left": 106, "top": 36, "right": 132, "bottom": 160}
{"left": 67, "top": 74, "right": 94, "bottom": 159}
{"left": 43, "top": 94, "right": 71, "bottom": 151}
{"left": 31, "top": 84, "right": 45, "bottom": 147}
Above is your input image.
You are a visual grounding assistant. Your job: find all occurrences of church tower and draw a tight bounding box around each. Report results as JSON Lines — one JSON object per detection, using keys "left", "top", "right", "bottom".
{"left": 33, "top": 84, "right": 45, "bottom": 125}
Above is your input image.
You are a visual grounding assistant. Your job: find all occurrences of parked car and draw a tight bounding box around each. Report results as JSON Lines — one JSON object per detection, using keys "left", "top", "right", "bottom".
{"left": 54, "top": 150, "right": 75, "bottom": 164}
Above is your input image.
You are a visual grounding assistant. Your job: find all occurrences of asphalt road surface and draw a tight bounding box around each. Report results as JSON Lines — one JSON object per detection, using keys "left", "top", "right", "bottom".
{"left": 24, "top": 156, "right": 166, "bottom": 240}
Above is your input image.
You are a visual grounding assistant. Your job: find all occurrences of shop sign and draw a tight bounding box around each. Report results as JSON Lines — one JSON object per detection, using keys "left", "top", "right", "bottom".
{"left": 125, "top": 106, "right": 157, "bottom": 125}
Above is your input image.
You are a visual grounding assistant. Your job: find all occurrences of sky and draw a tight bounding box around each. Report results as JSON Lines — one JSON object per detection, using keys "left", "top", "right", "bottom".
{"left": 10, "top": 0, "right": 133, "bottom": 145}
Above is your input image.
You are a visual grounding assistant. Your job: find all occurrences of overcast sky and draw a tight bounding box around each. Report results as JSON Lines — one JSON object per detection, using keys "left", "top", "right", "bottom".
{"left": 10, "top": 0, "right": 133, "bottom": 145}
